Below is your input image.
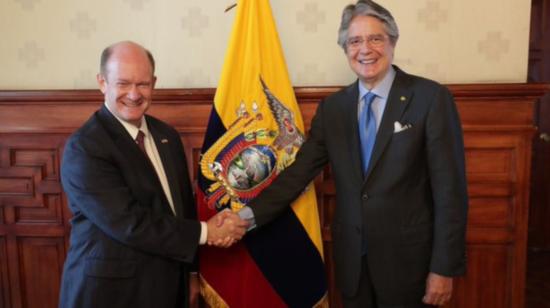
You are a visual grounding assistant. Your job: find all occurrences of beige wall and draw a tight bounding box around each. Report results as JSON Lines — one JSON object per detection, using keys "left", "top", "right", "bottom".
{"left": 0, "top": 0, "right": 531, "bottom": 89}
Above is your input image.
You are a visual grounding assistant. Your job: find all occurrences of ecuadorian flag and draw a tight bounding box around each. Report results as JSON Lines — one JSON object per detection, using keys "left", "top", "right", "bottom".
{"left": 196, "top": 0, "right": 328, "bottom": 307}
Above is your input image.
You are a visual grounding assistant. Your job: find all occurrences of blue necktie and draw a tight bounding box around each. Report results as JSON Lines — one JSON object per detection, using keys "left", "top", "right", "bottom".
{"left": 359, "top": 92, "right": 377, "bottom": 174}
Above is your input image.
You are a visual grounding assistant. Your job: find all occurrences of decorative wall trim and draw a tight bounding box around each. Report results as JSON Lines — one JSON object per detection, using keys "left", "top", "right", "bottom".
{"left": 1, "top": 83, "right": 549, "bottom": 308}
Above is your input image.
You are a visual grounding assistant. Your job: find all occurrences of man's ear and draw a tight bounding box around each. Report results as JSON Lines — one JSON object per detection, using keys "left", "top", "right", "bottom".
{"left": 97, "top": 73, "right": 107, "bottom": 94}
{"left": 152, "top": 76, "right": 157, "bottom": 89}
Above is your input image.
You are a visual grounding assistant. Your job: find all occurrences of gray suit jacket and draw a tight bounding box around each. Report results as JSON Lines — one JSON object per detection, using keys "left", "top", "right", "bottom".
{"left": 59, "top": 106, "right": 200, "bottom": 308}
{"left": 249, "top": 66, "right": 468, "bottom": 305}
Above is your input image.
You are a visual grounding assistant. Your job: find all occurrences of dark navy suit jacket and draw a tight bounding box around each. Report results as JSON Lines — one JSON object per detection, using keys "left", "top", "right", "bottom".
{"left": 59, "top": 106, "right": 200, "bottom": 308}
{"left": 249, "top": 67, "right": 468, "bottom": 305}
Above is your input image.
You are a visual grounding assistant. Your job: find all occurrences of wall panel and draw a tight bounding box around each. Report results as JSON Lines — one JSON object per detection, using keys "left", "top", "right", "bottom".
{"left": 17, "top": 237, "right": 65, "bottom": 308}
{"left": 0, "top": 84, "right": 548, "bottom": 308}
{"left": 0, "top": 237, "right": 10, "bottom": 308}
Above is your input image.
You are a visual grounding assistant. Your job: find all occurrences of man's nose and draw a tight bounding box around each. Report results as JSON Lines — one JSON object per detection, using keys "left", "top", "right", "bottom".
{"left": 126, "top": 85, "right": 141, "bottom": 100}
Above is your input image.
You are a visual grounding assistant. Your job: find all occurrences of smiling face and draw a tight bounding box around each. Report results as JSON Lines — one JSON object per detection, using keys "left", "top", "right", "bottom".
{"left": 97, "top": 42, "right": 156, "bottom": 127}
{"left": 345, "top": 15, "right": 395, "bottom": 89}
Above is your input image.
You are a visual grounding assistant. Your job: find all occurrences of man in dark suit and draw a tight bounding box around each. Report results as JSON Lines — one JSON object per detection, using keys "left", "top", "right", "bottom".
{"left": 59, "top": 41, "right": 248, "bottom": 308}
{"left": 242, "top": 1, "right": 468, "bottom": 307}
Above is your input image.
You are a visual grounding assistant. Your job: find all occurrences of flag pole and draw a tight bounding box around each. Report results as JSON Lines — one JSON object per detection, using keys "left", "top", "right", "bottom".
{"left": 225, "top": 3, "right": 237, "bottom": 12}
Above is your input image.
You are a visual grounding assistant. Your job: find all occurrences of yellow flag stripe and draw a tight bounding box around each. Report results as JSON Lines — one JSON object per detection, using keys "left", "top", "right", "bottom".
{"left": 214, "top": 0, "right": 323, "bottom": 257}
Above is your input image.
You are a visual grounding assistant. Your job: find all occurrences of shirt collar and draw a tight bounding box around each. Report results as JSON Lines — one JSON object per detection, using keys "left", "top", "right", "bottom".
{"left": 358, "top": 66, "right": 396, "bottom": 100}
{"left": 104, "top": 102, "right": 149, "bottom": 140}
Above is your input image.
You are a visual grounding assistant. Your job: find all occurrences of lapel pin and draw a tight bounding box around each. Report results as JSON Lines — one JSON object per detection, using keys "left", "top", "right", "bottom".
{"left": 161, "top": 139, "right": 169, "bottom": 144}
{"left": 400, "top": 96, "right": 407, "bottom": 102}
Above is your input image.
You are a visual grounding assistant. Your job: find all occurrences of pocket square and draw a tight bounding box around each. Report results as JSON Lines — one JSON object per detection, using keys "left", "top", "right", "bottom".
{"left": 394, "top": 121, "right": 412, "bottom": 133}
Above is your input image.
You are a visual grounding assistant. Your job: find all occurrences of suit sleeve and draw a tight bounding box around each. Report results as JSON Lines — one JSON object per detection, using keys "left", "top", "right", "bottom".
{"left": 61, "top": 133, "right": 201, "bottom": 263}
{"left": 174, "top": 133, "right": 201, "bottom": 271}
{"left": 249, "top": 99, "right": 330, "bottom": 227}
{"left": 425, "top": 86, "right": 468, "bottom": 276}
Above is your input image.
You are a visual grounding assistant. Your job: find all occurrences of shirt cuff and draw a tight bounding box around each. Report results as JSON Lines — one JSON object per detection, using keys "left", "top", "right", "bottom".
{"left": 238, "top": 206, "right": 257, "bottom": 231}
{"left": 199, "top": 221, "right": 208, "bottom": 245}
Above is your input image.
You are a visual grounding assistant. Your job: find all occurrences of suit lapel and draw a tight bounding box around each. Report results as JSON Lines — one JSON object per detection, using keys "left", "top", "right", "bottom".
{"left": 98, "top": 108, "right": 163, "bottom": 184}
{"left": 148, "top": 120, "right": 184, "bottom": 218}
{"left": 364, "top": 69, "right": 413, "bottom": 182}
{"left": 342, "top": 82, "right": 365, "bottom": 183}
{"left": 97, "top": 106, "right": 145, "bottom": 161}
{"left": 97, "top": 107, "right": 177, "bottom": 215}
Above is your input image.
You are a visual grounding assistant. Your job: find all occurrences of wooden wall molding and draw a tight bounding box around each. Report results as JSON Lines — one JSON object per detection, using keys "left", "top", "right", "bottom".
{"left": 0, "top": 83, "right": 549, "bottom": 308}
{"left": 0, "top": 84, "right": 547, "bottom": 133}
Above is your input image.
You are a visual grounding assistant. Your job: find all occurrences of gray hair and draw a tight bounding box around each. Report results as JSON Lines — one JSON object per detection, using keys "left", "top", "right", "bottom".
{"left": 337, "top": 0, "right": 399, "bottom": 50}
{"left": 99, "top": 41, "right": 156, "bottom": 77}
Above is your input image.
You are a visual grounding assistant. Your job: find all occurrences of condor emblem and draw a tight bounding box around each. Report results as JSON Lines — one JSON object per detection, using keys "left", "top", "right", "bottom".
{"left": 200, "top": 78, "right": 304, "bottom": 212}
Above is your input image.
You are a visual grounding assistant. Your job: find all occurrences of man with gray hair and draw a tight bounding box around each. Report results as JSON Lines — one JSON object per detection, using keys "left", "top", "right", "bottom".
{"left": 243, "top": 1, "right": 468, "bottom": 307}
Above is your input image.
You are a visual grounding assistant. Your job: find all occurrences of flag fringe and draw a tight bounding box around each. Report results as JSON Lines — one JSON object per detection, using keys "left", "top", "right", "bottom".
{"left": 199, "top": 274, "right": 229, "bottom": 308}
{"left": 313, "top": 292, "right": 330, "bottom": 308}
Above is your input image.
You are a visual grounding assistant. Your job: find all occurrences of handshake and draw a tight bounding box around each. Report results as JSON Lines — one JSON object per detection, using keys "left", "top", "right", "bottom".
{"left": 205, "top": 210, "right": 249, "bottom": 248}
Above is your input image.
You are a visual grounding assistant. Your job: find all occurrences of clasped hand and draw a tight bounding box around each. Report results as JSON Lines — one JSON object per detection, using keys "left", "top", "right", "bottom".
{"left": 206, "top": 210, "right": 248, "bottom": 248}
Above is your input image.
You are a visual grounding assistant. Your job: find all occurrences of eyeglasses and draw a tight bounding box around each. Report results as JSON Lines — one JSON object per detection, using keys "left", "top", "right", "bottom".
{"left": 346, "top": 34, "right": 388, "bottom": 50}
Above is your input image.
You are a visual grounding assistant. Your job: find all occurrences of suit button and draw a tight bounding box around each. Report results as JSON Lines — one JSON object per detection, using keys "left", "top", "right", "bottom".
{"left": 362, "top": 194, "right": 368, "bottom": 200}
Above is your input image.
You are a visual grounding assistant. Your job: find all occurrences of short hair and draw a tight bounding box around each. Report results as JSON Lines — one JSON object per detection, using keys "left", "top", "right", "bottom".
{"left": 99, "top": 42, "right": 156, "bottom": 76}
{"left": 337, "top": 0, "right": 399, "bottom": 51}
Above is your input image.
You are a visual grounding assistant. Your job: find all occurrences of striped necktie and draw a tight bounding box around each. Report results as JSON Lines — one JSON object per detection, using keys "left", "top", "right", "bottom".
{"left": 135, "top": 130, "right": 148, "bottom": 155}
